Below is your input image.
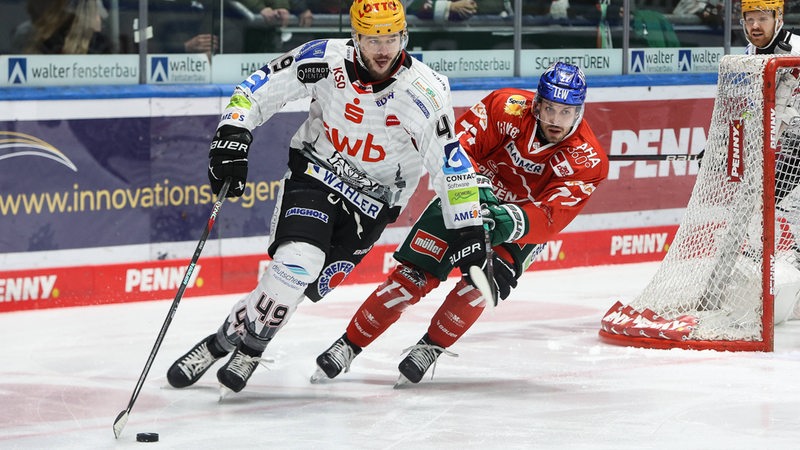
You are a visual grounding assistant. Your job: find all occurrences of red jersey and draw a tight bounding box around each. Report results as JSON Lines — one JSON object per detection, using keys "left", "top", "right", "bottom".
{"left": 456, "top": 88, "right": 609, "bottom": 243}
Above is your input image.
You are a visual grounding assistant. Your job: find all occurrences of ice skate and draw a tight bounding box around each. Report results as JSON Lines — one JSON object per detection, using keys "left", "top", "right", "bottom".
{"left": 394, "top": 334, "right": 457, "bottom": 387}
{"left": 167, "top": 334, "right": 228, "bottom": 388}
{"left": 216, "top": 343, "right": 265, "bottom": 395}
{"left": 310, "top": 334, "right": 362, "bottom": 383}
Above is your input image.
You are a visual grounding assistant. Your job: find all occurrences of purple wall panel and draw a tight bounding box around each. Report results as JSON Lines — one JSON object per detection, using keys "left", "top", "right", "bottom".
{"left": 0, "top": 112, "right": 306, "bottom": 253}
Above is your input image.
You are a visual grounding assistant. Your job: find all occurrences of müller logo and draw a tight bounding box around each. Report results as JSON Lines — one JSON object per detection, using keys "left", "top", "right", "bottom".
{"left": 0, "top": 131, "right": 77, "bottom": 172}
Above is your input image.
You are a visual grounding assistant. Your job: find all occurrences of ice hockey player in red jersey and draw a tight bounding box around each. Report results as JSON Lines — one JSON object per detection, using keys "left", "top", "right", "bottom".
{"left": 313, "top": 61, "right": 609, "bottom": 385}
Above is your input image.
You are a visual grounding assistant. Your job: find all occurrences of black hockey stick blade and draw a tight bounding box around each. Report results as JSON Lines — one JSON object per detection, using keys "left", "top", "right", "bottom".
{"left": 607, "top": 153, "right": 701, "bottom": 161}
{"left": 113, "top": 177, "right": 232, "bottom": 439}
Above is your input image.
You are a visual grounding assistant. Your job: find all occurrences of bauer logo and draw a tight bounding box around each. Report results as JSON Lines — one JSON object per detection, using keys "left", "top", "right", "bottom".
{"left": 727, "top": 119, "right": 744, "bottom": 182}
{"left": 8, "top": 58, "right": 27, "bottom": 84}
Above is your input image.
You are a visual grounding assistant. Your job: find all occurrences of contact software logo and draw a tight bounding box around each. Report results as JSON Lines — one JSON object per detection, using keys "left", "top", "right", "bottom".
{"left": 150, "top": 57, "right": 169, "bottom": 82}
{"left": 0, "top": 132, "right": 77, "bottom": 171}
{"left": 8, "top": 58, "right": 27, "bottom": 84}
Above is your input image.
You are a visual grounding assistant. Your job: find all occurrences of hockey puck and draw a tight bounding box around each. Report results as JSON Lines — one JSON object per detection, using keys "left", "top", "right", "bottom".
{"left": 136, "top": 432, "right": 159, "bottom": 442}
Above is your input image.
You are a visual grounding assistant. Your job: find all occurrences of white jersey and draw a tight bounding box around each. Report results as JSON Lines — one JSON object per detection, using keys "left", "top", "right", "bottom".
{"left": 746, "top": 29, "right": 800, "bottom": 137}
{"left": 218, "top": 38, "right": 481, "bottom": 230}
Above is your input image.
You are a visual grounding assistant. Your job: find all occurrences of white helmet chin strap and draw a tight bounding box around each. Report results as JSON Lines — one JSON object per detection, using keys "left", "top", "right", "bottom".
{"left": 746, "top": 12, "right": 784, "bottom": 49}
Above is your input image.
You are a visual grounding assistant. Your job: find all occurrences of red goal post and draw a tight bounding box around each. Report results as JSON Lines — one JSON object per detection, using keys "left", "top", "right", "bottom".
{"left": 599, "top": 55, "right": 800, "bottom": 352}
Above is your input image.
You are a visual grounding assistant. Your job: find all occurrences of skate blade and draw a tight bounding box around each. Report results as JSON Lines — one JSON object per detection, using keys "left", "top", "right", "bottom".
{"left": 393, "top": 375, "right": 412, "bottom": 389}
{"left": 309, "top": 367, "right": 328, "bottom": 384}
{"left": 218, "top": 385, "right": 235, "bottom": 402}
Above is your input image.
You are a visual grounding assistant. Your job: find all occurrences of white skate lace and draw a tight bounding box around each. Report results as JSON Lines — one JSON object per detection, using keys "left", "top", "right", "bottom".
{"left": 400, "top": 343, "right": 458, "bottom": 380}
{"left": 227, "top": 352, "right": 271, "bottom": 380}
{"left": 327, "top": 340, "right": 357, "bottom": 373}
{"left": 179, "top": 342, "right": 219, "bottom": 378}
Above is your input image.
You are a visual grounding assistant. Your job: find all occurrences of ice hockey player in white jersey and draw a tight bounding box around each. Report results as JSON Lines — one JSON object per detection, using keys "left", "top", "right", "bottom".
{"left": 741, "top": 0, "right": 800, "bottom": 321}
{"left": 165, "top": 0, "right": 485, "bottom": 395}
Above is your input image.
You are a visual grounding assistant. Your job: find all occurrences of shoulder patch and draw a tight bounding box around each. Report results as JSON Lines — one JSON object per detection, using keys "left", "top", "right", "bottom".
{"left": 296, "top": 40, "right": 329, "bottom": 61}
{"left": 297, "top": 62, "right": 330, "bottom": 84}
{"left": 503, "top": 95, "right": 529, "bottom": 117}
{"left": 411, "top": 77, "right": 443, "bottom": 112}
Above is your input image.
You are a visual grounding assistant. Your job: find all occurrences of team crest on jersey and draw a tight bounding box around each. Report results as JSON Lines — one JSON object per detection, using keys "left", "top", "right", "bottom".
{"left": 503, "top": 95, "right": 528, "bottom": 117}
{"left": 296, "top": 39, "right": 328, "bottom": 61}
{"left": 317, "top": 261, "right": 355, "bottom": 297}
{"left": 551, "top": 150, "right": 575, "bottom": 177}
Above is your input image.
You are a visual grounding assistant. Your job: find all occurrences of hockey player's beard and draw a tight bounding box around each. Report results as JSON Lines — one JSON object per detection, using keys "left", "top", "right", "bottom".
{"left": 536, "top": 119, "right": 569, "bottom": 144}
{"left": 362, "top": 51, "right": 402, "bottom": 81}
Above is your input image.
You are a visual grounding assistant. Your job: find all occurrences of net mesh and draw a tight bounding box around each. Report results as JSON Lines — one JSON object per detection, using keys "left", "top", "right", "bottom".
{"left": 601, "top": 55, "right": 800, "bottom": 348}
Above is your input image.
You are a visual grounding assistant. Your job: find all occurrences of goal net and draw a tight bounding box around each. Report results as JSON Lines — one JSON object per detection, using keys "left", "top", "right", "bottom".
{"left": 600, "top": 55, "right": 800, "bottom": 351}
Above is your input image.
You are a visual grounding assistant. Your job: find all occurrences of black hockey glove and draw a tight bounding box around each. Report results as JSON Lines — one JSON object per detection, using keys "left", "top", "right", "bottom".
{"left": 208, "top": 125, "right": 252, "bottom": 197}
{"left": 490, "top": 253, "right": 518, "bottom": 300}
{"left": 448, "top": 225, "right": 487, "bottom": 272}
{"left": 482, "top": 203, "right": 529, "bottom": 246}
{"left": 463, "top": 250, "right": 518, "bottom": 301}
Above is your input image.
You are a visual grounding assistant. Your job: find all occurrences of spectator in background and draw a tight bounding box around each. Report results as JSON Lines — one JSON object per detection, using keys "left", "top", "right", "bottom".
{"left": 404, "top": 0, "right": 479, "bottom": 22}
{"left": 14, "top": 0, "right": 112, "bottom": 54}
{"left": 238, "top": 0, "right": 291, "bottom": 27}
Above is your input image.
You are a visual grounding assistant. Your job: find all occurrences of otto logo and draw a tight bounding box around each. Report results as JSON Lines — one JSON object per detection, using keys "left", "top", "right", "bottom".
{"left": 410, "top": 230, "right": 448, "bottom": 261}
{"left": 125, "top": 265, "right": 202, "bottom": 293}
{"left": 0, "top": 275, "right": 58, "bottom": 301}
{"left": 610, "top": 233, "right": 669, "bottom": 256}
{"left": 357, "top": 0, "right": 399, "bottom": 16}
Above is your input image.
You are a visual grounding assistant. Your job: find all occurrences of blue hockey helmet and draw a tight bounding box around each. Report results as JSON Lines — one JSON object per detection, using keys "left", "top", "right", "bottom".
{"left": 537, "top": 62, "right": 587, "bottom": 106}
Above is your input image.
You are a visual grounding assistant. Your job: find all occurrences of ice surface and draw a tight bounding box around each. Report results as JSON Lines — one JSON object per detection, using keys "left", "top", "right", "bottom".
{"left": 3, "top": 262, "right": 800, "bottom": 449}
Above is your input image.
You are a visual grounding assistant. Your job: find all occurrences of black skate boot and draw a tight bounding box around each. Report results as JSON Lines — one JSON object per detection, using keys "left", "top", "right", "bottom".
{"left": 217, "top": 343, "right": 264, "bottom": 394}
{"left": 167, "top": 334, "right": 229, "bottom": 388}
{"left": 310, "top": 333, "right": 362, "bottom": 383}
{"left": 396, "top": 333, "right": 457, "bottom": 387}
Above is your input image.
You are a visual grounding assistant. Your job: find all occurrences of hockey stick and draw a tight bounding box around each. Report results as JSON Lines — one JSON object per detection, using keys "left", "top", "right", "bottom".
{"left": 469, "top": 226, "right": 498, "bottom": 307}
{"left": 113, "top": 177, "right": 232, "bottom": 439}
{"left": 607, "top": 153, "right": 702, "bottom": 161}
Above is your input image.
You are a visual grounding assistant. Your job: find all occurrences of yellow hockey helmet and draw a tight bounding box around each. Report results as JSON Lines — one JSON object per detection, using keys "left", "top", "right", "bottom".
{"left": 350, "top": 0, "right": 407, "bottom": 36}
{"left": 741, "top": 0, "right": 783, "bottom": 15}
